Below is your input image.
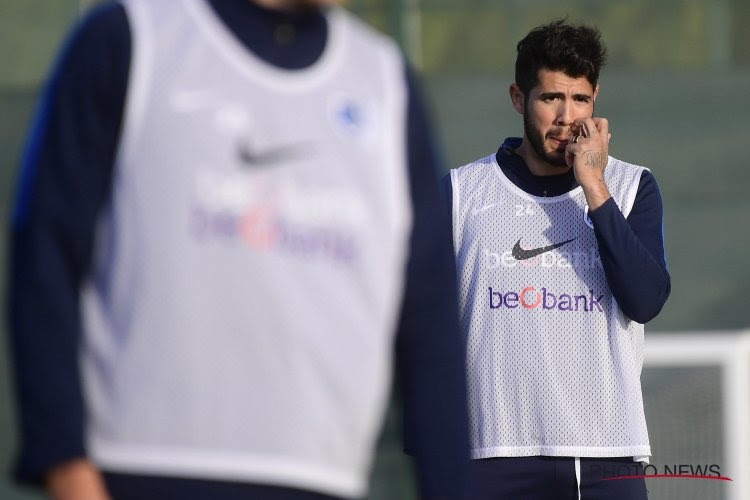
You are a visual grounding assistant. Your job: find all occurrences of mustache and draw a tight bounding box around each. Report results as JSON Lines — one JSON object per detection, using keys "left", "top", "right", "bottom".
{"left": 547, "top": 129, "right": 572, "bottom": 140}
{"left": 547, "top": 123, "right": 585, "bottom": 140}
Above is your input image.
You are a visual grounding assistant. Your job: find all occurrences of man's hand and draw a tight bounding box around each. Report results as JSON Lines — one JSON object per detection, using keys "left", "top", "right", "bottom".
{"left": 46, "top": 458, "right": 111, "bottom": 500}
{"left": 565, "top": 117, "right": 612, "bottom": 211}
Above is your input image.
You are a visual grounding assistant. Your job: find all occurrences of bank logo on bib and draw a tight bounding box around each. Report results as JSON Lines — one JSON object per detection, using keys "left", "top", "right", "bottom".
{"left": 488, "top": 286, "right": 604, "bottom": 313}
{"left": 484, "top": 247, "right": 602, "bottom": 270}
{"left": 189, "top": 169, "right": 365, "bottom": 266}
{"left": 480, "top": 234, "right": 603, "bottom": 269}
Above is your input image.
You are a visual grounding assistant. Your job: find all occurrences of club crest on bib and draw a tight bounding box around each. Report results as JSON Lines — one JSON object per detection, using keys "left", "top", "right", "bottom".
{"left": 583, "top": 204, "right": 594, "bottom": 229}
{"left": 327, "top": 93, "right": 376, "bottom": 146}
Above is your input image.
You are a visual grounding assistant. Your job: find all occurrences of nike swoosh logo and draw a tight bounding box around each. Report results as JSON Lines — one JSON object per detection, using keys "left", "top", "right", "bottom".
{"left": 471, "top": 204, "right": 495, "bottom": 216}
{"left": 511, "top": 237, "right": 577, "bottom": 260}
{"left": 237, "top": 142, "right": 310, "bottom": 167}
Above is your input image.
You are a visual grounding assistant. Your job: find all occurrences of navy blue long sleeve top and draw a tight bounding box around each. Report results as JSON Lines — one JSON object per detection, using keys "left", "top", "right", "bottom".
{"left": 8, "top": 1, "right": 469, "bottom": 498}
{"left": 441, "top": 137, "right": 670, "bottom": 324}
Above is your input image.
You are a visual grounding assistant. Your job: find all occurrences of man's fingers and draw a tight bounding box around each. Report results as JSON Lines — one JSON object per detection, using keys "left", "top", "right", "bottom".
{"left": 571, "top": 117, "right": 609, "bottom": 142}
{"left": 591, "top": 117, "right": 609, "bottom": 138}
{"left": 571, "top": 119, "right": 587, "bottom": 137}
{"left": 580, "top": 117, "right": 598, "bottom": 138}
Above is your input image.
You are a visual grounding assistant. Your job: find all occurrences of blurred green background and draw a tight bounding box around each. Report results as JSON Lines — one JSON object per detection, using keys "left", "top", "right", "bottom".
{"left": 2, "top": 0, "right": 748, "bottom": 499}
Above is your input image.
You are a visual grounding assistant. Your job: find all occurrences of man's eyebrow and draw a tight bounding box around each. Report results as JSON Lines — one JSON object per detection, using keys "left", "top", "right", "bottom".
{"left": 537, "top": 92, "right": 593, "bottom": 100}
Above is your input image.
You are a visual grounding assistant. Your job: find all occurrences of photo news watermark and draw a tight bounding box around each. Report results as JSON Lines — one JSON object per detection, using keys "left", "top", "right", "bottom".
{"left": 598, "top": 463, "right": 733, "bottom": 482}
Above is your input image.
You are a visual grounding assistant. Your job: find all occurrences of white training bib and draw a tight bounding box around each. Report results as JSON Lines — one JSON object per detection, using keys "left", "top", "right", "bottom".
{"left": 451, "top": 153, "right": 651, "bottom": 459}
{"left": 80, "top": 1, "right": 412, "bottom": 497}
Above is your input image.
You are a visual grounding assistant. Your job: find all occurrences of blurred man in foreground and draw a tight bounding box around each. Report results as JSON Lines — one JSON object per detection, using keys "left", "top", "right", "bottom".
{"left": 8, "top": 0, "right": 469, "bottom": 498}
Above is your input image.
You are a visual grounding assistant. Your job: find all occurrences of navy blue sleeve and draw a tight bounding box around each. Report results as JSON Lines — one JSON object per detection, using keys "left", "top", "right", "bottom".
{"left": 588, "top": 171, "right": 671, "bottom": 323}
{"left": 7, "top": 3, "right": 130, "bottom": 484}
{"left": 439, "top": 174, "right": 453, "bottom": 220}
{"left": 395, "top": 67, "right": 470, "bottom": 499}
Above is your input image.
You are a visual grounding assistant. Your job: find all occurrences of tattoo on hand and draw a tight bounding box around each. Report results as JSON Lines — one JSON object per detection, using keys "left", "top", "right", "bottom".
{"left": 583, "top": 151, "right": 607, "bottom": 168}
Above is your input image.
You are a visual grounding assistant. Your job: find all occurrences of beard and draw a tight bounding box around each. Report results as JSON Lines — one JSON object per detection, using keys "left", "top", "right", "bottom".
{"left": 523, "top": 108, "right": 569, "bottom": 168}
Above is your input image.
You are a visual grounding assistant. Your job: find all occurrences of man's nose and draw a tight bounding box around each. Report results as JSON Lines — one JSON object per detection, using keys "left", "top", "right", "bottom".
{"left": 555, "top": 100, "right": 573, "bottom": 126}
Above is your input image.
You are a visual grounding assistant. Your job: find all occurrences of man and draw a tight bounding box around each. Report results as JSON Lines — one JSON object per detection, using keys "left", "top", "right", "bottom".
{"left": 444, "top": 20, "right": 670, "bottom": 499}
{"left": 8, "top": 1, "right": 469, "bottom": 499}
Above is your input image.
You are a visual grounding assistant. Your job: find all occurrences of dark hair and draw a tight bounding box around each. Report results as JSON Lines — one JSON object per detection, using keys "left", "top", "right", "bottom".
{"left": 515, "top": 19, "right": 607, "bottom": 96}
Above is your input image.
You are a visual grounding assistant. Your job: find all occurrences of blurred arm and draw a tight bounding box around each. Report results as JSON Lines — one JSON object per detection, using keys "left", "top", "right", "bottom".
{"left": 588, "top": 171, "right": 671, "bottom": 323}
{"left": 7, "top": 3, "right": 129, "bottom": 488}
{"left": 46, "top": 459, "right": 111, "bottom": 500}
{"left": 395, "top": 66, "right": 470, "bottom": 500}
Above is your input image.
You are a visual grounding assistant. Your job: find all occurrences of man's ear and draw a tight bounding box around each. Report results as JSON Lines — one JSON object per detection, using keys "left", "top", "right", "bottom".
{"left": 593, "top": 83, "right": 600, "bottom": 102}
{"left": 509, "top": 84, "right": 525, "bottom": 114}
